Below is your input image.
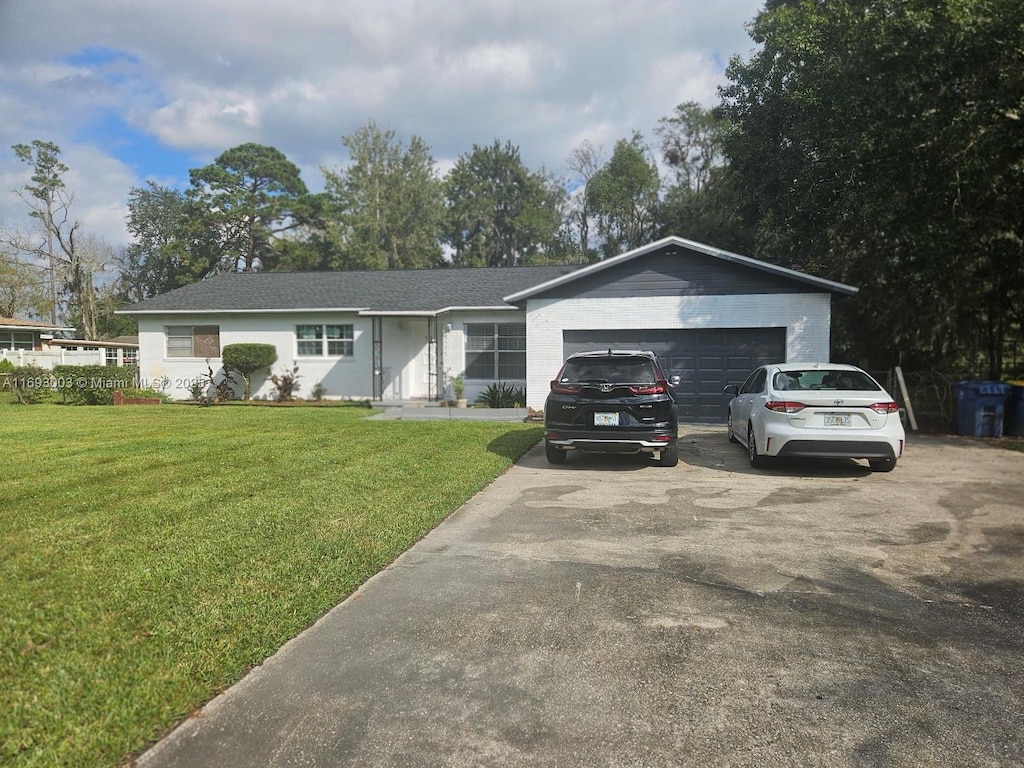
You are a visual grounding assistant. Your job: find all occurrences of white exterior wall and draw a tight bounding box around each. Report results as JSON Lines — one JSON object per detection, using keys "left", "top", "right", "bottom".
{"left": 524, "top": 294, "right": 832, "bottom": 409}
{"left": 377, "top": 316, "right": 432, "bottom": 401}
{"left": 439, "top": 310, "right": 527, "bottom": 403}
{"left": 137, "top": 312, "right": 377, "bottom": 401}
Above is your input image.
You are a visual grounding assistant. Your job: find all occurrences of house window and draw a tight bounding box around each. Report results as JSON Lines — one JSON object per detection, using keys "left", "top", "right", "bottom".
{"left": 465, "top": 323, "right": 526, "bottom": 380}
{"left": 105, "top": 348, "right": 119, "bottom": 366}
{"left": 124, "top": 348, "right": 138, "bottom": 366}
{"left": 297, "top": 324, "right": 354, "bottom": 357}
{"left": 166, "top": 326, "right": 221, "bottom": 358}
{"left": 1, "top": 331, "right": 35, "bottom": 350}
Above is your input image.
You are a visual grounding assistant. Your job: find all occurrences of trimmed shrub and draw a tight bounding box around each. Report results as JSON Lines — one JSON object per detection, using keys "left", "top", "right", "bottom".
{"left": 222, "top": 343, "right": 277, "bottom": 400}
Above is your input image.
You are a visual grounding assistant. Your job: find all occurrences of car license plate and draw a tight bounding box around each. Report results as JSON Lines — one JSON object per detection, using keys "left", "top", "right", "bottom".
{"left": 594, "top": 412, "right": 619, "bottom": 427}
{"left": 824, "top": 414, "right": 852, "bottom": 427}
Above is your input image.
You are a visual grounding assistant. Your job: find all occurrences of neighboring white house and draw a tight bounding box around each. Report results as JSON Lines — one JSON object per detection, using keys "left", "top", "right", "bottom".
{"left": 1, "top": 317, "right": 139, "bottom": 369}
{"left": 120, "top": 237, "right": 858, "bottom": 420}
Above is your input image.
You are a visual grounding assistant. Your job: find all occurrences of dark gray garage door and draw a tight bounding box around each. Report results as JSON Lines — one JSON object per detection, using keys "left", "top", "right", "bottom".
{"left": 563, "top": 328, "right": 786, "bottom": 422}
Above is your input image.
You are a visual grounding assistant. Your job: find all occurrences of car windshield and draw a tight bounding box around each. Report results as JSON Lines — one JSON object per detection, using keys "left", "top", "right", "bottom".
{"left": 773, "top": 369, "right": 881, "bottom": 391}
{"left": 560, "top": 358, "right": 657, "bottom": 385}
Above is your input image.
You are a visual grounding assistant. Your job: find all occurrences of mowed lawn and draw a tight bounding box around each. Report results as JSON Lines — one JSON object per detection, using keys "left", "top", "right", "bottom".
{"left": 1, "top": 403, "right": 542, "bottom": 768}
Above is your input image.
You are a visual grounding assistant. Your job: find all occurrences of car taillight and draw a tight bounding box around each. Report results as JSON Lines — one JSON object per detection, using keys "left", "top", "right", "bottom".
{"left": 629, "top": 381, "right": 666, "bottom": 395}
{"left": 765, "top": 401, "right": 806, "bottom": 413}
{"left": 870, "top": 402, "right": 900, "bottom": 414}
{"left": 550, "top": 380, "right": 580, "bottom": 394}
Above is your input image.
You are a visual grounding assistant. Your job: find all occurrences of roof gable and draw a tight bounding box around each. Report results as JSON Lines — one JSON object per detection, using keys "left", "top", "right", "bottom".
{"left": 502, "top": 236, "right": 857, "bottom": 302}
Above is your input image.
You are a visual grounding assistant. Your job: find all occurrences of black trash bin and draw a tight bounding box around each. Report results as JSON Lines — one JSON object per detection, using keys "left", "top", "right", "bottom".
{"left": 1004, "top": 380, "right": 1024, "bottom": 437}
{"left": 954, "top": 381, "right": 1011, "bottom": 437}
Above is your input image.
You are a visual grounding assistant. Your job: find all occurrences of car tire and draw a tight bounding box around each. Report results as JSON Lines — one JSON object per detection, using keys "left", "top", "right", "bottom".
{"left": 747, "top": 425, "right": 769, "bottom": 469}
{"left": 727, "top": 412, "right": 739, "bottom": 444}
{"left": 657, "top": 440, "right": 679, "bottom": 467}
{"left": 869, "top": 457, "right": 896, "bottom": 472}
{"left": 545, "top": 440, "right": 567, "bottom": 464}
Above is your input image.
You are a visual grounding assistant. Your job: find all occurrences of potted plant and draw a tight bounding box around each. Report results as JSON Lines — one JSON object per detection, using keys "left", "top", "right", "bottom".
{"left": 452, "top": 375, "right": 467, "bottom": 408}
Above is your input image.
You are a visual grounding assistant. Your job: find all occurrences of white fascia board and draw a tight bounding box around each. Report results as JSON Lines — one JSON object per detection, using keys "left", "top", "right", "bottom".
{"left": 1, "top": 323, "right": 76, "bottom": 332}
{"left": 358, "top": 310, "right": 439, "bottom": 317}
{"left": 442, "top": 305, "right": 519, "bottom": 313}
{"left": 118, "top": 307, "right": 371, "bottom": 316}
{"left": 358, "top": 305, "right": 519, "bottom": 317}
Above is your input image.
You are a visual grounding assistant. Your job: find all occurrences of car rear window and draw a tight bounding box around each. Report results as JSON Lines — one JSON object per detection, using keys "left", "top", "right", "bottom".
{"left": 559, "top": 358, "right": 657, "bottom": 385}
{"left": 773, "top": 369, "right": 881, "bottom": 391}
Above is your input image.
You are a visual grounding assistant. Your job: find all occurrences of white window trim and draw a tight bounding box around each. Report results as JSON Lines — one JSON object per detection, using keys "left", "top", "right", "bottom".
{"left": 295, "top": 324, "right": 355, "bottom": 358}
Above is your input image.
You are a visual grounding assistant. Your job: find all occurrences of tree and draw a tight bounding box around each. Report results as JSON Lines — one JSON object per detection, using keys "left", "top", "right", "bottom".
{"left": 0, "top": 247, "right": 51, "bottom": 319}
{"left": 585, "top": 134, "right": 661, "bottom": 259}
{"left": 719, "top": 0, "right": 1024, "bottom": 377}
{"left": 322, "top": 121, "right": 444, "bottom": 270}
{"left": 7, "top": 140, "right": 102, "bottom": 338}
{"left": 654, "top": 102, "right": 754, "bottom": 250}
{"left": 222, "top": 343, "right": 277, "bottom": 400}
{"left": 564, "top": 140, "right": 603, "bottom": 262}
{"left": 443, "top": 140, "right": 565, "bottom": 267}
{"left": 188, "top": 143, "right": 315, "bottom": 273}
{"left": 123, "top": 182, "right": 219, "bottom": 298}
{"left": 656, "top": 101, "right": 725, "bottom": 195}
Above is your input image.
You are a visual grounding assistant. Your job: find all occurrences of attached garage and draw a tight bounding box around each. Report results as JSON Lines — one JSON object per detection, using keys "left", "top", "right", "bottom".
{"left": 504, "top": 236, "right": 857, "bottom": 421}
{"left": 562, "top": 327, "right": 786, "bottom": 421}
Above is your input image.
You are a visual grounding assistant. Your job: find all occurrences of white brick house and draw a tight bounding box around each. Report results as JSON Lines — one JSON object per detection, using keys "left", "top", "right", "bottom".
{"left": 121, "top": 237, "right": 857, "bottom": 420}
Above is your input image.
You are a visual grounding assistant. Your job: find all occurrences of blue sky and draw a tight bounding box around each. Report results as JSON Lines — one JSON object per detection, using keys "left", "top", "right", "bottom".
{"left": 0, "top": 0, "right": 764, "bottom": 250}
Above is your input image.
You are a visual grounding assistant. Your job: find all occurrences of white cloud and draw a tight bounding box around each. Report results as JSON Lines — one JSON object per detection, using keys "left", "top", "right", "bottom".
{"left": 0, "top": 0, "right": 766, "bottom": 248}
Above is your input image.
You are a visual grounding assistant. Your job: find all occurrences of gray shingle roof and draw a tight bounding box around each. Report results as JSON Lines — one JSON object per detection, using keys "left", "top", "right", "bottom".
{"left": 122, "top": 265, "right": 581, "bottom": 315}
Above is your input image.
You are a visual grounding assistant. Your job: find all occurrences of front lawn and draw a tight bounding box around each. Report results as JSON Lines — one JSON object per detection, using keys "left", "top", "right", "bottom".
{"left": 1, "top": 404, "right": 542, "bottom": 767}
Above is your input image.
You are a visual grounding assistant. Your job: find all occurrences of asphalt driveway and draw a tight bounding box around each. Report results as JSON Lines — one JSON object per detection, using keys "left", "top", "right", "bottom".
{"left": 138, "top": 427, "right": 1024, "bottom": 768}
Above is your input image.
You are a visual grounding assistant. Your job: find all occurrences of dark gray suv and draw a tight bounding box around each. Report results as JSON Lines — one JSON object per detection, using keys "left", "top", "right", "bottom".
{"left": 544, "top": 350, "right": 680, "bottom": 467}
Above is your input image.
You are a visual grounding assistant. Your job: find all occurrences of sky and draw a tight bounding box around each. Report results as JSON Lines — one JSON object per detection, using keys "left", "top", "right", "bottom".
{"left": 0, "top": 0, "right": 765, "bottom": 251}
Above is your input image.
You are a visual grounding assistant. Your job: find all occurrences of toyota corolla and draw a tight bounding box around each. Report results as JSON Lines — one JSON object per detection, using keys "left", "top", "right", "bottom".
{"left": 724, "top": 363, "right": 905, "bottom": 472}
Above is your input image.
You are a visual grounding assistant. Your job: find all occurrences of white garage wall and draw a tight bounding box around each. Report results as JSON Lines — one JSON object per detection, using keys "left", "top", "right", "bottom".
{"left": 524, "top": 294, "right": 832, "bottom": 409}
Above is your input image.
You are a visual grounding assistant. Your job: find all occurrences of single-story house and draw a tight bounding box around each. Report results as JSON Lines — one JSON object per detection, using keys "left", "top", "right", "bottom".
{"left": 1, "top": 317, "right": 76, "bottom": 364}
{"left": 1, "top": 317, "right": 76, "bottom": 349}
{"left": 0, "top": 317, "right": 139, "bottom": 369}
{"left": 120, "top": 236, "right": 857, "bottom": 420}
{"left": 43, "top": 336, "right": 140, "bottom": 367}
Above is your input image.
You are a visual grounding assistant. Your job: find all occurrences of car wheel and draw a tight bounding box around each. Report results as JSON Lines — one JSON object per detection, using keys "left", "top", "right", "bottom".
{"left": 747, "top": 425, "right": 768, "bottom": 469}
{"left": 545, "top": 440, "right": 567, "bottom": 464}
{"left": 869, "top": 457, "right": 896, "bottom": 472}
{"left": 727, "top": 412, "right": 739, "bottom": 444}
{"left": 657, "top": 440, "right": 679, "bottom": 467}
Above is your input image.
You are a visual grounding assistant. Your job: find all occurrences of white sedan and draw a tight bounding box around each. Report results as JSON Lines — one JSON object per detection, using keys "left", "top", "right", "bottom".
{"left": 724, "top": 363, "right": 906, "bottom": 472}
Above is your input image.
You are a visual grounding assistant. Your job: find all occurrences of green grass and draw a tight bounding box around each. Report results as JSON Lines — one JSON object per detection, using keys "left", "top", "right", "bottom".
{"left": 0, "top": 403, "right": 542, "bottom": 767}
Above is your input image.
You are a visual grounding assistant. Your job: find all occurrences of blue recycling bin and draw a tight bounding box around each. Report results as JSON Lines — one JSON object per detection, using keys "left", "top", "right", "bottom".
{"left": 1004, "top": 381, "right": 1024, "bottom": 437}
{"left": 954, "top": 381, "right": 1011, "bottom": 437}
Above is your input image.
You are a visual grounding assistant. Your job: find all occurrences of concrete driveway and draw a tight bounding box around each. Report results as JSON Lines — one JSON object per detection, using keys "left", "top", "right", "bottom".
{"left": 138, "top": 427, "right": 1024, "bottom": 768}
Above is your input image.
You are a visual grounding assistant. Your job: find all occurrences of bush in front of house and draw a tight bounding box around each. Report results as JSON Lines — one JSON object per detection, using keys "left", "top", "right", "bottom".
{"left": 5, "top": 364, "right": 56, "bottom": 404}
{"left": 270, "top": 364, "right": 301, "bottom": 402}
{"left": 52, "top": 365, "right": 141, "bottom": 405}
{"left": 475, "top": 382, "right": 526, "bottom": 408}
{"left": 222, "top": 343, "right": 278, "bottom": 400}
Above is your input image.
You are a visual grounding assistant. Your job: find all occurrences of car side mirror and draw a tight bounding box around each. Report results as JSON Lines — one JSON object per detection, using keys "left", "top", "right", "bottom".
{"left": 668, "top": 375, "right": 681, "bottom": 387}
{"left": 723, "top": 384, "right": 739, "bottom": 396}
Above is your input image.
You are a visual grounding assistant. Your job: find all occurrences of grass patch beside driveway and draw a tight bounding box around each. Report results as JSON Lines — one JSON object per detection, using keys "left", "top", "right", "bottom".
{"left": 1, "top": 404, "right": 541, "bottom": 768}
